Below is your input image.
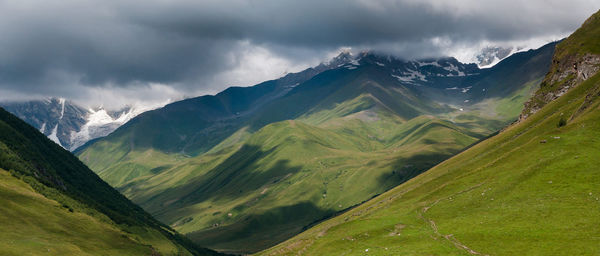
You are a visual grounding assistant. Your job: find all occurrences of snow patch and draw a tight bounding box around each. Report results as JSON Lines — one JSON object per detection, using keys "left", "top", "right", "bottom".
{"left": 391, "top": 74, "right": 413, "bottom": 83}
{"left": 69, "top": 104, "right": 164, "bottom": 151}
{"left": 390, "top": 67, "right": 428, "bottom": 84}
{"left": 48, "top": 124, "right": 63, "bottom": 147}
{"left": 417, "top": 61, "right": 441, "bottom": 67}
{"left": 478, "top": 48, "right": 518, "bottom": 69}
{"left": 445, "top": 86, "right": 472, "bottom": 93}
{"left": 393, "top": 68, "right": 427, "bottom": 83}
{"left": 39, "top": 122, "right": 46, "bottom": 133}
{"left": 443, "top": 64, "right": 466, "bottom": 76}
{"left": 288, "top": 82, "right": 300, "bottom": 88}
{"left": 375, "top": 62, "right": 385, "bottom": 67}
{"left": 479, "top": 56, "right": 500, "bottom": 69}
{"left": 87, "top": 109, "right": 115, "bottom": 126}
{"left": 59, "top": 98, "right": 66, "bottom": 119}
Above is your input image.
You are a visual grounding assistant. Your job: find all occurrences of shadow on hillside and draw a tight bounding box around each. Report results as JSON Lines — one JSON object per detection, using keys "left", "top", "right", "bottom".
{"left": 248, "top": 68, "right": 360, "bottom": 131}
{"left": 139, "top": 144, "right": 305, "bottom": 220}
{"left": 376, "top": 152, "right": 455, "bottom": 191}
{"left": 145, "top": 145, "right": 466, "bottom": 253}
{"left": 172, "top": 145, "right": 302, "bottom": 205}
{"left": 186, "top": 201, "right": 335, "bottom": 254}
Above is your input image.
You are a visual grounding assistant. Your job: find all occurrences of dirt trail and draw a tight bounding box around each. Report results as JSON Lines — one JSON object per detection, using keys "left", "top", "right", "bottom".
{"left": 419, "top": 183, "right": 489, "bottom": 256}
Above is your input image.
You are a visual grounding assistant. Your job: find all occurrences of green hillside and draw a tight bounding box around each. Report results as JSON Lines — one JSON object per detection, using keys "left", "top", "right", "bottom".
{"left": 0, "top": 108, "right": 219, "bottom": 256}
{"left": 79, "top": 86, "right": 481, "bottom": 253}
{"left": 260, "top": 11, "right": 600, "bottom": 256}
{"left": 76, "top": 42, "right": 554, "bottom": 253}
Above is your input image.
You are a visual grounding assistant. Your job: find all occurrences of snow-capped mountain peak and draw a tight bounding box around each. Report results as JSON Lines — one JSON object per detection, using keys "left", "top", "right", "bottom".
{"left": 69, "top": 104, "right": 162, "bottom": 150}
{"left": 1, "top": 98, "right": 164, "bottom": 151}
{"left": 323, "top": 50, "right": 360, "bottom": 68}
{"left": 476, "top": 46, "right": 516, "bottom": 68}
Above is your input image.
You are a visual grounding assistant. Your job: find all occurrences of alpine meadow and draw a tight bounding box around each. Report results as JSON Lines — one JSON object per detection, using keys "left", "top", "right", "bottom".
{"left": 0, "top": 1, "right": 599, "bottom": 256}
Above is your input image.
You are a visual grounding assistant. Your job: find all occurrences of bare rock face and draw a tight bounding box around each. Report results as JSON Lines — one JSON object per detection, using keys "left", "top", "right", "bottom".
{"left": 548, "top": 54, "right": 600, "bottom": 85}
{"left": 576, "top": 54, "right": 600, "bottom": 81}
{"left": 520, "top": 53, "right": 600, "bottom": 121}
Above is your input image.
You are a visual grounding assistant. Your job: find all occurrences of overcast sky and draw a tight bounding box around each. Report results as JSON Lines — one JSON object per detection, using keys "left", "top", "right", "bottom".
{"left": 0, "top": 0, "right": 598, "bottom": 109}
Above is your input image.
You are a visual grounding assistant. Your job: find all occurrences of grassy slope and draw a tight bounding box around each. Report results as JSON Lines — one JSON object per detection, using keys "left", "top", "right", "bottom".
{"left": 554, "top": 11, "right": 600, "bottom": 59}
{"left": 76, "top": 42, "right": 551, "bottom": 253}
{"left": 76, "top": 75, "right": 542, "bottom": 254}
{"left": 0, "top": 168, "right": 154, "bottom": 255}
{"left": 0, "top": 108, "right": 219, "bottom": 256}
{"left": 113, "top": 114, "right": 479, "bottom": 253}
{"left": 259, "top": 52, "right": 600, "bottom": 256}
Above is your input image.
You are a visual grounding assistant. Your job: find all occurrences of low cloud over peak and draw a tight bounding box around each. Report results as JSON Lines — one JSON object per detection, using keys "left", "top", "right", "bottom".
{"left": 0, "top": 0, "right": 598, "bottom": 108}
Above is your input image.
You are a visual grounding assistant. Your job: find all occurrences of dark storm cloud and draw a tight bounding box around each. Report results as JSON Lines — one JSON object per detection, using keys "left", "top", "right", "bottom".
{"left": 0, "top": 1, "right": 238, "bottom": 90}
{"left": 125, "top": 0, "right": 595, "bottom": 48}
{"left": 0, "top": 0, "right": 598, "bottom": 106}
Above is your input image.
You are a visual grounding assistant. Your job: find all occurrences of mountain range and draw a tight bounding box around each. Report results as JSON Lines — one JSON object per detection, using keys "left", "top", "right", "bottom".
{"left": 0, "top": 8, "right": 598, "bottom": 256}
{"left": 0, "top": 98, "right": 160, "bottom": 151}
{"left": 75, "top": 40, "right": 555, "bottom": 253}
{"left": 261, "top": 9, "right": 600, "bottom": 255}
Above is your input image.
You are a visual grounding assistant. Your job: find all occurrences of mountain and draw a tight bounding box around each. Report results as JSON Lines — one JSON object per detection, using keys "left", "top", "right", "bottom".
{"left": 1, "top": 98, "right": 87, "bottom": 149}
{"left": 475, "top": 46, "right": 515, "bottom": 68}
{"left": 76, "top": 41, "right": 555, "bottom": 253}
{"left": 0, "top": 107, "right": 221, "bottom": 255}
{"left": 260, "top": 10, "right": 600, "bottom": 256}
{"left": 0, "top": 98, "right": 155, "bottom": 151}
{"left": 74, "top": 52, "right": 372, "bottom": 156}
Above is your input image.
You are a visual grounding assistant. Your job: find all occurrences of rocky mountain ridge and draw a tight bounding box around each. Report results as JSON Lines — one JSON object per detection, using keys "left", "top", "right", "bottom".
{"left": 521, "top": 12, "right": 600, "bottom": 121}
{"left": 0, "top": 98, "right": 158, "bottom": 151}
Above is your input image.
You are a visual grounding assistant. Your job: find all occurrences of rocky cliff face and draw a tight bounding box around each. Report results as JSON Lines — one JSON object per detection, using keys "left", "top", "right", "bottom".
{"left": 520, "top": 11, "right": 600, "bottom": 121}
{"left": 521, "top": 53, "right": 600, "bottom": 120}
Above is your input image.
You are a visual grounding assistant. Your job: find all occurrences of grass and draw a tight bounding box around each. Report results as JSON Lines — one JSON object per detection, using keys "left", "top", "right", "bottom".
{"left": 554, "top": 10, "right": 600, "bottom": 59}
{"left": 79, "top": 103, "right": 501, "bottom": 254}
{"left": 493, "top": 78, "right": 541, "bottom": 118}
{"left": 75, "top": 38, "right": 552, "bottom": 253}
{"left": 0, "top": 167, "right": 159, "bottom": 255}
{"left": 169, "top": 119, "right": 477, "bottom": 252}
{"left": 76, "top": 79, "right": 544, "bottom": 253}
{"left": 0, "top": 108, "right": 219, "bottom": 256}
{"left": 258, "top": 66, "right": 600, "bottom": 256}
